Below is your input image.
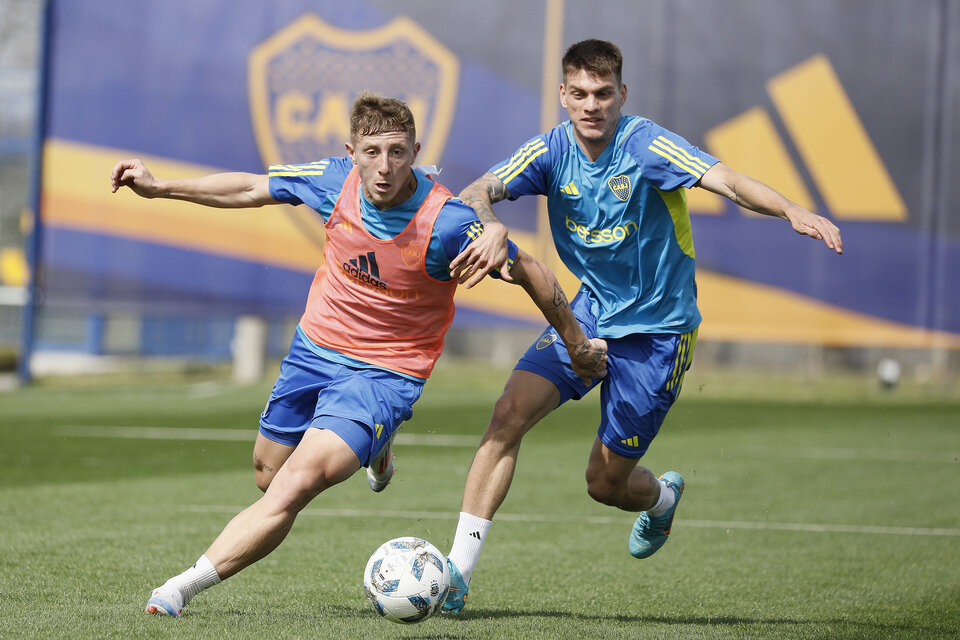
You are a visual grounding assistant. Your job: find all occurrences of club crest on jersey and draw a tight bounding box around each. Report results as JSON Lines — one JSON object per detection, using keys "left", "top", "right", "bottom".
{"left": 248, "top": 13, "right": 460, "bottom": 166}
{"left": 607, "top": 174, "right": 631, "bottom": 202}
{"left": 536, "top": 332, "right": 558, "bottom": 350}
{"left": 400, "top": 241, "right": 424, "bottom": 268}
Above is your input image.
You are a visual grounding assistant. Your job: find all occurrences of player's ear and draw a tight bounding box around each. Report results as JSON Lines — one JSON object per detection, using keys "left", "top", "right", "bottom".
{"left": 345, "top": 141, "right": 356, "bottom": 164}
{"left": 411, "top": 141, "right": 421, "bottom": 162}
{"left": 619, "top": 83, "right": 627, "bottom": 106}
{"left": 559, "top": 83, "right": 568, "bottom": 108}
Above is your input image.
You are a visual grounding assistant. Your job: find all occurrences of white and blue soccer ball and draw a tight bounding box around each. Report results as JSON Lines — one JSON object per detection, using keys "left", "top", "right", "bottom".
{"left": 363, "top": 536, "right": 450, "bottom": 624}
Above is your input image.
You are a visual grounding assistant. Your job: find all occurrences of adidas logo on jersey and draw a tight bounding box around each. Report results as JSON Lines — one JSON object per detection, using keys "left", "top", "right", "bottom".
{"left": 621, "top": 436, "right": 640, "bottom": 448}
{"left": 560, "top": 181, "right": 580, "bottom": 196}
{"left": 341, "top": 251, "right": 387, "bottom": 291}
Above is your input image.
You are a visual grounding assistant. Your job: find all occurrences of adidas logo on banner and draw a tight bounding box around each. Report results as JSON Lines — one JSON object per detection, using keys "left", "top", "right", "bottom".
{"left": 691, "top": 54, "right": 906, "bottom": 221}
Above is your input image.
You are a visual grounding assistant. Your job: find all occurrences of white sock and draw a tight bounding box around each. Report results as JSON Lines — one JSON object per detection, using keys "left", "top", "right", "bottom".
{"left": 647, "top": 479, "right": 677, "bottom": 516}
{"left": 167, "top": 554, "right": 222, "bottom": 605}
{"left": 446, "top": 512, "right": 492, "bottom": 585}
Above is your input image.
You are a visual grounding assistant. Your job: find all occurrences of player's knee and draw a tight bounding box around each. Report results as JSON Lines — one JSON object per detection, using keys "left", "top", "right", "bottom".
{"left": 266, "top": 471, "right": 325, "bottom": 514}
{"left": 585, "top": 470, "right": 619, "bottom": 506}
{"left": 254, "top": 469, "right": 272, "bottom": 493}
{"left": 487, "top": 395, "right": 533, "bottom": 442}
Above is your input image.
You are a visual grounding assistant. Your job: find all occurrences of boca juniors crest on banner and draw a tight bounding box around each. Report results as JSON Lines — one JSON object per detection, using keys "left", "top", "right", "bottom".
{"left": 248, "top": 13, "right": 460, "bottom": 167}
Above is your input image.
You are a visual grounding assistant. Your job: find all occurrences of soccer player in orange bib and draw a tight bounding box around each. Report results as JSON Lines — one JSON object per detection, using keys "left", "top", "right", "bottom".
{"left": 111, "top": 92, "right": 607, "bottom": 618}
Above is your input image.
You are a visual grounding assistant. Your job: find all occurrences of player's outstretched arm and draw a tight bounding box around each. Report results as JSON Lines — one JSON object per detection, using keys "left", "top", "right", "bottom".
{"left": 698, "top": 162, "right": 843, "bottom": 254}
{"left": 450, "top": 172, "right": 513, "bottom": 288}
{"left": 508, "top": 248, "right": 607, "bottom": 384}
{"left": 110, "top": 158, "right": 275, "bottom": 208}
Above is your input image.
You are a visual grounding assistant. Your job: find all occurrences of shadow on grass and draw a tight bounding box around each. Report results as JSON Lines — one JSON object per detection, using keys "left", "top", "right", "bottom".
{"left": 452, "top": 608, "right": 936, "bottom": 637}
{"left": 200, "top": 605, "right": 937, "bottom": 638}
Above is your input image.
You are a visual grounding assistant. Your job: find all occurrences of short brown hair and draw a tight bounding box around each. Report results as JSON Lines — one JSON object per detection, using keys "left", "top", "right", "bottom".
{"left": 562, "top": 39, "right": 623, "bottom": 84}
{"left": 349, "top": 92, "right": 416, "bottom": 143}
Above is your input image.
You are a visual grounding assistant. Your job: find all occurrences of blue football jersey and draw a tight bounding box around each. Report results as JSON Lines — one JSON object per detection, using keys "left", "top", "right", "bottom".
{"left": 491, "top": 116, "right": 718, "bottom": 337}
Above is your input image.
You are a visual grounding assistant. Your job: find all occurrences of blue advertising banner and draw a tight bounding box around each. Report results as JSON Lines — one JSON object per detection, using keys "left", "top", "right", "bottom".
{"left": 31, "top": 0, "right": 960, "bottom": 349}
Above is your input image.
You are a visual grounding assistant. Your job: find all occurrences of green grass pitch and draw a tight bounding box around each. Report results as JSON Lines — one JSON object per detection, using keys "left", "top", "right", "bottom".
{"left": 0, "top": 361, "right": 957, "bottom": 639}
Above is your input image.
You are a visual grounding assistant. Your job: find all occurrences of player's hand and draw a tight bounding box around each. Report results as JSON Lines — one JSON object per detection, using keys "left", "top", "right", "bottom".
{"left": 568, "top": 337, "right": 608, "bottom": 386}
{"left": 449, "top": 221, "right": 512, "bottom": 288}
{"left": 110, "top": 158, "right": 161, "bottom": 198}
{"left": 787, "top": 209, "right": 843, "bottom": 254}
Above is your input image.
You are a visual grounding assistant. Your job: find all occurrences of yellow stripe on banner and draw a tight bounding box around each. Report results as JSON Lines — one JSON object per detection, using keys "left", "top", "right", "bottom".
{"left": 42, "top": 139, "right": 326, "bottom": 273}
{"left": 648, "top": 142, "right": 705, "bottom": 179}
{"left": 696, "top": 271, "right": 960, "bottom": 349}
{"left": 655, "top": 136, "right": 712, "bottom": 173}
{"left": 494, "top": 139, "right": 547, "bottom": 181}
{"left": 704, "top": 106, "right": 816, "bottom": 213}
{"left": 448, "top": 230, "right": 960, "bottom": 350}
{"left": 767, "top": 54, "right": 906, "bottom": 220}
{"left": 686, "top": 185, "right": 726, "bottom": 215}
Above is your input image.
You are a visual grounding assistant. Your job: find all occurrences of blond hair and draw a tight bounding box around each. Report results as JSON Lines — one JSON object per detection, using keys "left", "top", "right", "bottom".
{"left": 349, "top": 92, "right": 416, "bottom": 143}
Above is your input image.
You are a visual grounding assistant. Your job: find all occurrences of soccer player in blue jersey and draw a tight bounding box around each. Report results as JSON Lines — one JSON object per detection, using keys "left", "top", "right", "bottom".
{"left": 111, "top": 92, "right": 607, "bottom": 617}
{"left": 441, "top": 39, "right": 843, "bottom": 612}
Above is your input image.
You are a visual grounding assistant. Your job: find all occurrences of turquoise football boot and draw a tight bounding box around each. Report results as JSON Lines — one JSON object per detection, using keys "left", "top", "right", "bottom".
{"left": 441, "top": 558, "right": 469, "bottom": 613}
{"left": 628, "top": 471, "right": 684, "bottom": 559}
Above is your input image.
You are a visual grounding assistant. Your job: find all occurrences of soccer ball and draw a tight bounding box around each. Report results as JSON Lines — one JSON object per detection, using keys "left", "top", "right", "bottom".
{"left": 362, "top": 536, "right": 450, "bottom": 624}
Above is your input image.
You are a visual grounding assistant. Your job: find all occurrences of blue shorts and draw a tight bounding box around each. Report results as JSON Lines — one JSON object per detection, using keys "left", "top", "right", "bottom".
{"left": 516, "top": 290, "right": 697, "bottom": 459}
{"left": 258, "top": 333, "right": 424, "bottom": 466}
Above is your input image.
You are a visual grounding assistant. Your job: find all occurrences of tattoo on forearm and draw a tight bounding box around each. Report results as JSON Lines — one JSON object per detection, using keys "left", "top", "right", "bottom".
{"left": 552, "top": 281, "right": 568, "bottom": 310}
{"left": 461, "top": 174, "right": 509, "bottom": 226}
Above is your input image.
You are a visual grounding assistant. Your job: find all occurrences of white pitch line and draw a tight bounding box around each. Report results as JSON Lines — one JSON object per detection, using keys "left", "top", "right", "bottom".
{"left": 56, "top": 426, "right": 478, "bottom": 447}
{"left": 185, "top": 505, "right": 960, "bottom": 538}
{"left": 56, "top": 427, "right": 955, "bottom": 463}
{"left": 59, "top": 426, "right": 256, "bottom": 441}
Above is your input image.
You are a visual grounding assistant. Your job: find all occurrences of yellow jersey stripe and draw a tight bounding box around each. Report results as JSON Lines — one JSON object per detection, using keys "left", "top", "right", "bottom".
{"left": 500, "top": 146, "right": 549, "bottom": 185}
{"left": 650, "top": 139, "right": 707, "bottom": 175}
{"left": 268, "top": 162, "right": 329, "bottom": 173}
{"left": 466, "top": 221, "right": 484, "bottom": 240}
{"left": 268, "top": 170, "right": 327, "bottom": 177}
{"left": 493, "top": 140, "right": 545, "bottom": 181}
{"left": 493, "top": 139, "right": 547, "bottom": 181}
{"left": 655, "top": 136, "right": 712, "bottom": 172}
{"left": 667, "top": 333, "right": 683, "bottom": 391}
{"left": 668, "top": 332, "right": 690, "bottom": 391}
{"left": 677, "top": 333, "right": 690, "bottom": 388}
{"left": 648, "top": 142, "right": 704, "bottom": 179}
